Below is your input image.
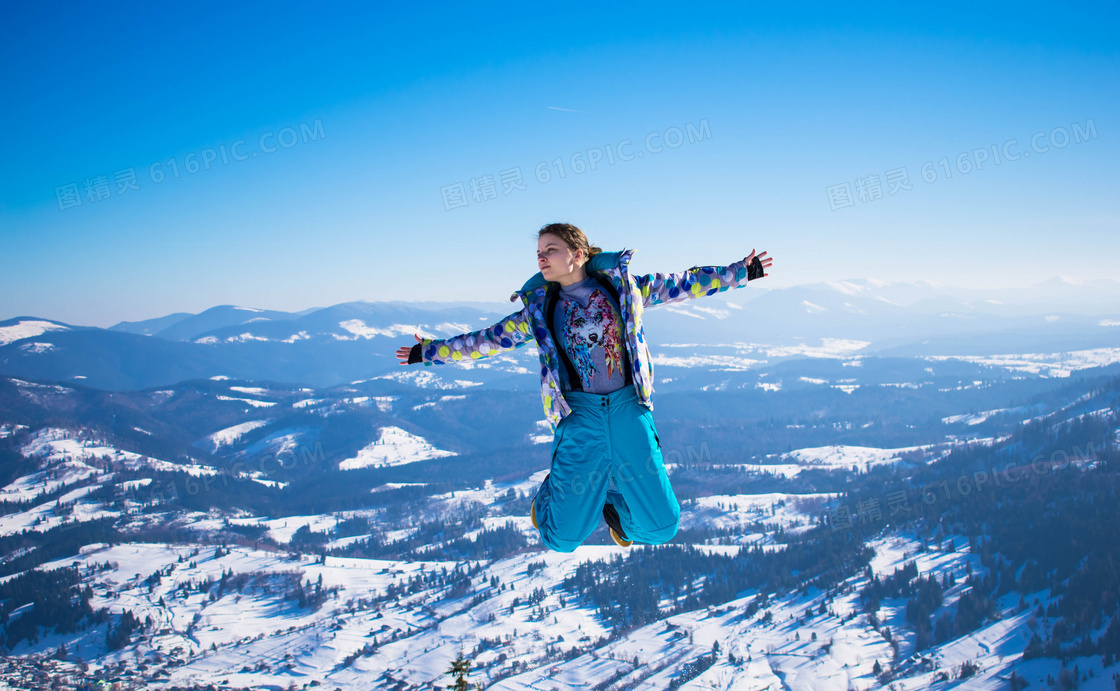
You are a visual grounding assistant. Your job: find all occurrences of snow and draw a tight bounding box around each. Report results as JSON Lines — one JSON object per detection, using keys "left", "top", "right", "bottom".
{"left": 941, "top": 407, "right": 1030, "bottom": 425}
{"left": 337, "top": 320, "right": 425, "bottom": 339}
{"left": 0, "top": 319, "right": 70, "bottom": 346}
{"left": 229, "top": 385, "right": 270, "bottom": 395}
{"left": 262, "top": 514, "right": 338, "bottom": 543}
{"left": 371, "top": 482, "right": 429, "bottom": 492}
{"left": 240, "top": 428, "right": 318, "bottom": 463}
{"left": 781, "top": 444, "right": 931, "bottom": 473}
{"left": 325, "top": 534, "right": 373, "bottom": 550}
{"left": 6, "top": 430, "right": 104, "bottom": 492}
{"left": 827, "top": 280, "right": 867, "bottom": 296}
{"left": 435, "top": 321, "right": 474, "bottom": 334}
{"left": 529, "top": 419, "right": 556, "bottom": 445}
{"left": 226, "top": 332, "right": 270, "bottom": 342}
{"left": 727, "top": 444, "right": 944, "bottom": 480}
{"left": 17, "top": 341, "right": 57, "bottom": 353}
{"left": 9, "top": 378, "right": 71, "bottom": 394}
{"left": 651, "top": 354, "right": 760, "bottom": 370}
{"left": 662, "top": 305, "right": 707, "bottom": 320}
{"left": 372, "top": 370, "right": 472, "bottom": 389}
{"left": 0, "top": 428, "right": 216, "bottom": 537}
{"left": 370, "top": 395, "right": 398, "bottom": 411}
{"left": 926, "top": 347, "right": 1120, "bottom": 377}
{"left": 737, "top": 462, "right": 805, "bottom": 478}
{"left": 0, "top": 517, "right": 1092, "bottom": 691}
{"left": 0, "top": 357, "right": 1107, "bottom": 689}
{"left": 338, "top": 426, "right": 457, "bottom": 470}
{"left": 140, "top": 456, "right": 220, "bottom": 477}
{"left": 0, "top": 433, "right": 127, "bottom": 536}
{"left": 204, "top": 419, "right": 271, "bottom": 451}
{"left": 682, "top": 493, "right": 833, "bottom": 536}
{"left": 668, "top": 339, "right": 870, "bottom": 361}
{"left": 690, "top": 304, "right": 734, "bottom": 319}
{"left": 413, "top": 394, "right": 467, "bottom": 410}
{"left": 0, "top": 423, "right": 29, "bottom": 438}
{"left": 216, "top": 395, "right": 277, "bottom": 407}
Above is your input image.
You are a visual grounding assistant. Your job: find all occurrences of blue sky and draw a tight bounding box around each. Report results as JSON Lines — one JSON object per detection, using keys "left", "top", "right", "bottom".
{"left": 2, "top": 1, "right": 1117, "bottom": 327}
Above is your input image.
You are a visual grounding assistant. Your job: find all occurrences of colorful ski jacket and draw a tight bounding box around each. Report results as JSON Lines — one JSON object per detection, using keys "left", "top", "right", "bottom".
{"left": 412, "top": 248, "right": 763, "bottom": 434}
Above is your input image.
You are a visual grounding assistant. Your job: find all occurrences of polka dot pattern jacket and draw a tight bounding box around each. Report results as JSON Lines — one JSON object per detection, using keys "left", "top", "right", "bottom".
{"left": 411, "top": 248, "right": 763, "bottom": 434}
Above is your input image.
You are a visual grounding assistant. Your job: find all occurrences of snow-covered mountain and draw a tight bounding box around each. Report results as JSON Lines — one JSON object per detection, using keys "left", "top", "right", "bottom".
{"left": 1, "top": 363, "right": 1116, "bottom": 689}
{"left": 2, "top": 279, "right": 1120, "bottom": 689}
{"left": 3, "top": 278, "right": 1119, "bottom": 392}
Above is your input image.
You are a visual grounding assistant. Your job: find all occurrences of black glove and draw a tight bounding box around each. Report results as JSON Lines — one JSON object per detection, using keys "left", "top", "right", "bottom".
{"left": 407, "top": 343, "right": 422, "bottom": 364}
{"left": 747, "top": 255, "right": 764, "bottom": 280}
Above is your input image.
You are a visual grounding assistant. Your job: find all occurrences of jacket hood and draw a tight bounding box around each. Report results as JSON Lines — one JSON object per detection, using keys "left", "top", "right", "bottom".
{"left": 510, "top": 248, "right": 634, "bottom": 302}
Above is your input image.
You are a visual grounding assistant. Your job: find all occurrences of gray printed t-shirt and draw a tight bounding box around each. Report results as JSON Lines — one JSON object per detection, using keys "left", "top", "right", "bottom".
{"left": 551, "top": 275, "right": 632, "bottom": 393}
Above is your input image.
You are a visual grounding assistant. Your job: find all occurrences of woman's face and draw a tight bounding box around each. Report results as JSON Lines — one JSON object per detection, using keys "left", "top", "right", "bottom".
{"left": 537, "top": 233, "right": 583, "bottom": 282}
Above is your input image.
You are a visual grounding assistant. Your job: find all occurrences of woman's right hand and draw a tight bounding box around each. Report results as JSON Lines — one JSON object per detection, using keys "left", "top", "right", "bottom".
{"left": 395, "top": 333, "right": 423, "bottom": 366}
{"left": 746, "top": 249, "right": 773, "bottom": 280}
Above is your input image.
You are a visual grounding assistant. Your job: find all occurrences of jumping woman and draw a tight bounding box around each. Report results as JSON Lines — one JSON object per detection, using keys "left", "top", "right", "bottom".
{"left": 395, "top": 223, "right": 772, "bottom": 552}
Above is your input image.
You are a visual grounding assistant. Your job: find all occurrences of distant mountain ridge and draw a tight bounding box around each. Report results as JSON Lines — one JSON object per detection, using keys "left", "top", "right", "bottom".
{"left": 105, "top": 301, "right": 521, "bottom": 342}
{"left": 1, "top": 278, "right": 1117, "bottom": 392}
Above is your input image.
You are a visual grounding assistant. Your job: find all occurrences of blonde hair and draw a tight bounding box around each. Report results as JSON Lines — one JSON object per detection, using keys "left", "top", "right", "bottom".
{"left": 537, "top": 222, "right": 602, "bottom": 265}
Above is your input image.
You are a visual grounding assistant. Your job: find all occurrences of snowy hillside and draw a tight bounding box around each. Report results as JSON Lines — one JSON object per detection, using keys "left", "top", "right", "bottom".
{"left": 0, "top": 358, "right": 1117, "bottom": 690}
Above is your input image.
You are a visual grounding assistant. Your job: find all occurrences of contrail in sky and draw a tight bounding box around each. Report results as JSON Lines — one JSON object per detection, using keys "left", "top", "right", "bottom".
{"left": 547, "top": 106, "right": 585, "bottom": 113}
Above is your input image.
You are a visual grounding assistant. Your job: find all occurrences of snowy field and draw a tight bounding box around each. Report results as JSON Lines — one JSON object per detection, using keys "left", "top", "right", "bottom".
{"left": 3, "top": 527, "right": 1101, "bottom": 690}
{"left": 202, "top": 419, "right": 272, "bottom": 452}
{"left": 1, "top": 407, "right": 1114, "bottom": 688}
{"left": 926, "top": 347, "right": 1120, "bottom": 378}
{"left": 732, "top": 443, "right": 947, "bottom": 479}
{"left": 681, "top": 492, "right": 832, "bottom": 537}
{"left": 338, "top": 426, "right": 457, "bottom": 470}
{"left": 0, "top": 320, "right": 70, "bottom": 346}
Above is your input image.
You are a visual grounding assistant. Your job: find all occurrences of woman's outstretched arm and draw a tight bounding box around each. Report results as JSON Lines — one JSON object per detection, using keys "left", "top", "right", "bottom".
{"left": 394, "top": 305, "right": 536, "bottom": 366}
{"left": 635, "top": 249, "right": 772, "bottom": 309}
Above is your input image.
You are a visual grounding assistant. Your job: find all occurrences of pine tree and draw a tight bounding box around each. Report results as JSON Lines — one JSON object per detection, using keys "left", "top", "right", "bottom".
{"left": 446, "top": 647, "right": 476, "bottom": 691}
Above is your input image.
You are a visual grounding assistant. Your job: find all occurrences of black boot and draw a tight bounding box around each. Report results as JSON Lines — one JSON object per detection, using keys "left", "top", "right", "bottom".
{"left": 602, "top": 503, "right": 632, "bottom": 547}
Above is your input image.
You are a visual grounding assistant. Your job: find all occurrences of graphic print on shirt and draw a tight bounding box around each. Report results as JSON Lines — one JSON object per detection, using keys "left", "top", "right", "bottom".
{"left": 563, "top": 290, "right": 626, "bottom": 387}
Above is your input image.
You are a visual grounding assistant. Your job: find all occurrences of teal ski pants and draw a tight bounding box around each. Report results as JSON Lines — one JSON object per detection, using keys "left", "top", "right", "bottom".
{"left": 531, "top": 385, "right": 680, "bottom": 552}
